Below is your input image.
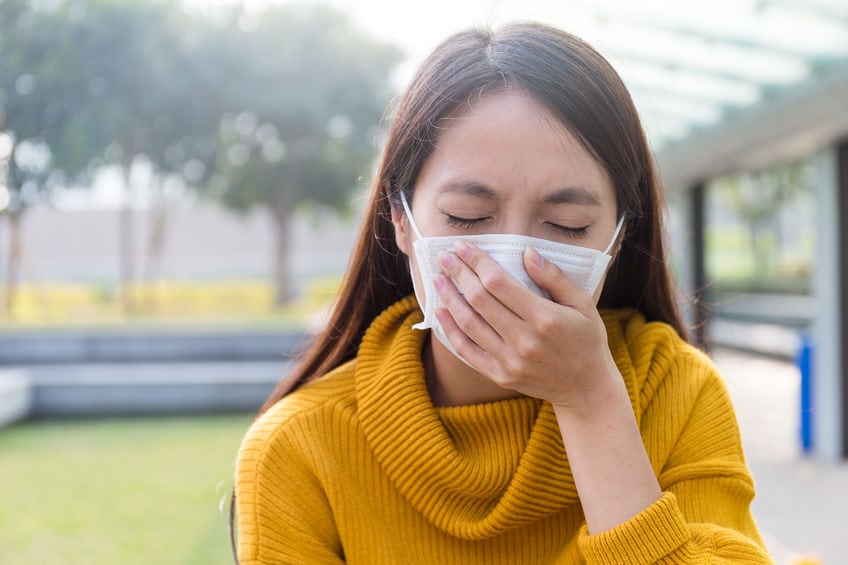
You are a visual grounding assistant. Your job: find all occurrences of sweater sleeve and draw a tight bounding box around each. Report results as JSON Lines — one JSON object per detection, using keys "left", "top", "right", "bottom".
{"left": 577, "top": 350, "right": 775, "bottom": 564}
{"left": 235, "top": 406, "right": 345, "bottom": 565}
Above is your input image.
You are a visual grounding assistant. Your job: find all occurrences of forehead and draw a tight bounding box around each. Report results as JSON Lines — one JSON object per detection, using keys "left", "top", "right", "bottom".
{"left": 416, "top": 89, "right": 615, "bottom": 208}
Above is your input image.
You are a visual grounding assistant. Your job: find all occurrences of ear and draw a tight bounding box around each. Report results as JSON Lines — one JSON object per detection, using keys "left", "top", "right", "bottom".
{"left": 390, "top": 201, "right": 412, "bottom": 257}
{"left": 593, "top": 219, "right": 626, "bottom": 304}
{"left": 611, "top": 219, "right": 626, "bottom": 257}
{"left": 603, "top": 215, "right": 627, "bottom": 261}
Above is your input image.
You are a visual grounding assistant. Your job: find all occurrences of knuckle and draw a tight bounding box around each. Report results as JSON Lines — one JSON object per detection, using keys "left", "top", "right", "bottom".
{"left": 576, "top": 291, "right": 594, "bottom": 307}
{"left": 451, "top": 339, "right": 470, "bottom": 358}
{"left": 464, "top": 285, "right": 488, "bottom": 309}
{"left": 480, "top": 269, "right": 507, "bottom": 294}
{"left": 441, "top": 253, "right": 462, "bottom": 276}
{"left": 464, "top": 248, "right": 483, "bottom": 269}
{"left": 535, "top": 312, "right": 558, "bottom": 334}
{"left": 456, "top": 312, "right": 476, "bottom": 336}
{"left": 514, "top": 337, "right": 537, "bottom": 361}
{"left": 493, "top": 369, "right": 516, "bottom": 387}
{"left": 503, "top": 353, "right": 527, "bottom": 377}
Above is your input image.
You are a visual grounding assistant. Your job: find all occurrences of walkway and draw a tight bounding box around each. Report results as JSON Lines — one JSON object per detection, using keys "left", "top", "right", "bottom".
{"left": 712, "top": 348, "right": 848, "bottom": 565}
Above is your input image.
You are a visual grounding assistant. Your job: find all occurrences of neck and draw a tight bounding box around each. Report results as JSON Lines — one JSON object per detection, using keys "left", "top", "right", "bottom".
{"left": 422, "top": 333, "right": 524, "bottom": 407}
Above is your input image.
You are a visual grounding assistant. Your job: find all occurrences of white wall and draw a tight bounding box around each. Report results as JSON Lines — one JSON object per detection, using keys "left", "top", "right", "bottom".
{"left": 0, "top": 195, "right": 363, "bottom": 293}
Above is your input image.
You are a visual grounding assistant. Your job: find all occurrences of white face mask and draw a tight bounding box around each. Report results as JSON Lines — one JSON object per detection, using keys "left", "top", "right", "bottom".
{"left": 400, "top": 191, "right": 624, "bottom": 363}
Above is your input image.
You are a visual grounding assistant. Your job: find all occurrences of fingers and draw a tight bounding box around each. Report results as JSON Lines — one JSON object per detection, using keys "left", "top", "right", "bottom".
{"left": 433, "top": 306, "right": 502, "bottom": 377}
{"left": 523, "top": 246, "right": 594, "bottom": 311}
{"left": 443, "top": 240, "right": 535, "bottom": 319}
{"left": 433, "top": 270, "right": 504, "bottom": 352}
{"left": 435, "top": 303, "right": 530, "bottom": 389}
{"left": 434, "top": 239, "right": 596, "bottom": 370}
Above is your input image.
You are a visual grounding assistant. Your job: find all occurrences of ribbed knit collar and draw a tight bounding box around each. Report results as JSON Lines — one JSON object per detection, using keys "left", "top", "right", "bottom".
{"left": 355, "top": 296, "right": 590, "bottom": 540}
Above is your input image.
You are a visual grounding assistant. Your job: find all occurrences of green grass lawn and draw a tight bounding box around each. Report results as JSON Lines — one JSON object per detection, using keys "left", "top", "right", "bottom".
{"left": 0, "top": 414, "right": 253, "bottom": 565}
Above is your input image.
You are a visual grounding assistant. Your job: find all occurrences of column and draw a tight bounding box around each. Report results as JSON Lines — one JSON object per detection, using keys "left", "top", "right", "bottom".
{"left": 689, "top": 182, "right": 709, "bottom": 351}
{"left": 812, "top": 140, "right": 847, "bottom": 460}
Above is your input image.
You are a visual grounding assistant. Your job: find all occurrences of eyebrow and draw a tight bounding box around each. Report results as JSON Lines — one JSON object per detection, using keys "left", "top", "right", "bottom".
{"left": 441, "top": 181, "right": 499, "bottom": 200}
{"left": 544, "top": 187, "right": 602, "bottom": 206}
{"left": 441, "top": 181, "right": 602, "bottom": 207}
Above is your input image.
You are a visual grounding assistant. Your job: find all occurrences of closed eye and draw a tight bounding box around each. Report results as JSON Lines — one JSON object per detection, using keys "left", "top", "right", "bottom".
{"left": 546, "top": 222, "right": 590, "bottom": 239}
{"left": 444, "top": 213, "right": 491, "bottom": 229}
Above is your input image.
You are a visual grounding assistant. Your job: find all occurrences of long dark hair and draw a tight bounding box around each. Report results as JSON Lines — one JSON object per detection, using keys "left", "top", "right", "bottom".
{"left": 231, "top": 21, "right": 686, "bottom": 561}
{"left": 260, "top": 21, "right": 685, "bottom": 409}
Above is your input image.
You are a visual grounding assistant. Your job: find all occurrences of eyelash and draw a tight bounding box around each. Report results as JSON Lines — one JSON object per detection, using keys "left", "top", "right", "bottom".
{"left": 444, "top": 214, "right": 590, "bottom": 238}
{"left": 546, "top": 222, "right": 590, "bottom": 239}
{"left": 444, "top": 214, "right": 490, "bottom": 229}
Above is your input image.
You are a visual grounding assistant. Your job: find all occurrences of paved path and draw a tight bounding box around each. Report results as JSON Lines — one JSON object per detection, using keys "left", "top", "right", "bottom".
{"left": 712, "top": 348, "right": 848, "bottom": 565}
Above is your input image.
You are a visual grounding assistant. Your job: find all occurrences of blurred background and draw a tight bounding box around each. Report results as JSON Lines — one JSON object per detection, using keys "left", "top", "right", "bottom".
{"left": 0, "top": 0, "right": 846, "bottom": 563}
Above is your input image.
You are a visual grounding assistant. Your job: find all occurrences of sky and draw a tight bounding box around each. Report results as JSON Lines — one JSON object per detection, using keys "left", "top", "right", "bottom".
{"left": 69, "top": 0, "right": 618, "bottom": 209}
{"left": 63, "top": 0, "right": 848, "bottom": 208}
{"left": 192, "top": 0, "right": 615, "bottom": 89}
{"left": 180, "top": 0, "right": 848, "bottom": 149}
{"left": 313, "top": 0, "right": 592, "bottom": 81}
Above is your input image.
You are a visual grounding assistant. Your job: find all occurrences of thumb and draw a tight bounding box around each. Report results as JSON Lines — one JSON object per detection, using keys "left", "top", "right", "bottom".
{"left": 523, "top": 246, "right": 586, "bottom": 306}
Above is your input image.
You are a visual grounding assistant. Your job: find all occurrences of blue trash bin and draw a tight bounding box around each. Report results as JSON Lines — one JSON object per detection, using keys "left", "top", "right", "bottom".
{"left": 797, "top": 332, "right": 814, "bottom": 454}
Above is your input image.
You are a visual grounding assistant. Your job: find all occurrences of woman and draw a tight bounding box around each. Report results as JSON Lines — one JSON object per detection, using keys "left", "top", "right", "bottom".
{"left": 235, "top": 22, "right": 773, "bottom": 564}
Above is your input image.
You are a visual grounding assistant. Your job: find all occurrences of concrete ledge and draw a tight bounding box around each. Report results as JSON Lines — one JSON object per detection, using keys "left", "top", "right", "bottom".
{"left": 28, "top": 361, "right": 288, "bottom": 418}
{"left": 709, "top": 319, "right": 802, "bottom": 361}
{"left": 0, "top": 371, "right": 33, "bottom": 427}
{"left": 0, "top": 329, "right": 308, "bottom": 365}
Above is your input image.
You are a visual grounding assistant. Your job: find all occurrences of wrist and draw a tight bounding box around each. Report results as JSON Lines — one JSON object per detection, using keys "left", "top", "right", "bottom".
{"left": 551, "top": 358, "right": 628, "bottom": 422}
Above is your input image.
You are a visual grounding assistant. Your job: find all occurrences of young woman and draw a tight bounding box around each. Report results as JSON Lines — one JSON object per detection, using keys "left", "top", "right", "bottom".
{"left": 234, "top": 22, "right": 773, "bottom": 564}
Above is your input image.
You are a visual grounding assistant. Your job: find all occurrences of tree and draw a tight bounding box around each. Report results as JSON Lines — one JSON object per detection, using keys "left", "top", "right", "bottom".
{"left": 203, "top": 3, "right": 400, "bottom": 305}
{"left": 0, "top": 0, "right": 98, "bottom": 316}
{"left": 0, "top": 0, "right": 400, "bottom": 315}
{"left": 1, "top": 0, "right": 228, "bottom": 316}
{"left": 62, "top": 0, "right": 220, "bottom": 314}
{"left": 717, "top": 162, "right": 810, "bottom": 284}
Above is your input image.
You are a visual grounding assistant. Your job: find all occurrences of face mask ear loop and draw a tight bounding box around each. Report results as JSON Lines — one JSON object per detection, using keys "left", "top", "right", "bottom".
{"left": 399, "top": 190, "right": 425, "bottom": 241}
{"left": 603, "top": 215, "right": 626, "bottom": 256}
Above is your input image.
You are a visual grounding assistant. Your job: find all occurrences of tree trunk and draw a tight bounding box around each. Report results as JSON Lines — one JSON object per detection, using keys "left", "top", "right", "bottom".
{"left": 119, "top": 165, "right": 136, "bottom": 317}
{"left": 142, "top": 176, "right": 167, "bottom": 314}
{"left": 3, "top": 210, "right": 23, "bottom": 318}
{"left": 751, "top": 221, "right": 771, "bottom": 282}
{"left": 271, "top": 205, "right": 292, "bottom": 307}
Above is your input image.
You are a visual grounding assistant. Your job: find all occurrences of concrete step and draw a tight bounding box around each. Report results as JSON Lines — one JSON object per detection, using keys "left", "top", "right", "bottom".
{"left": 711, "top": 292, "right": 812, "bottom": 328}
{"left": 0, "top": 371, "right": 32, "bottom": 426}
{"left": 0, "top": 329, "right": 308, "bottom": 365}
{"left": 14, "top": 361, "right": 290, "bottom": 418}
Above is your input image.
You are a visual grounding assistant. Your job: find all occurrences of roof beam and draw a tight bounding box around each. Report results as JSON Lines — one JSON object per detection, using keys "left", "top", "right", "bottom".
{"left": 655, "top": 62, "right": 848, "bottom": 190}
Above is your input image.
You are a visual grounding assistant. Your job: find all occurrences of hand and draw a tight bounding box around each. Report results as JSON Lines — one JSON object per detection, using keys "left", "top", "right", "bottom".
{"left": 433, "top": 239, "right": 621, "bottom": 414}
{"left": 436, "top": 240, "right": 664, "bottom": 533}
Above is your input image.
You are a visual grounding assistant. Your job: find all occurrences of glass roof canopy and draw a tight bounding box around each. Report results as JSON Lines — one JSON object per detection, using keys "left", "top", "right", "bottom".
{"left": 300, "top": 0, "right": 848, "bottom": 158}
{"left": 538, "top": 0, "right": 848, "bottom": 152}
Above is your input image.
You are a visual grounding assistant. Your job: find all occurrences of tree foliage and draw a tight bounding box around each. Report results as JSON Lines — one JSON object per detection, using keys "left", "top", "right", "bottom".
{"left": 0, "top": 0, "right": 400, "bottom": 310}
{"left": 713, "top": 161, "right": 812, "bottom": 286}
{"left": 207, "top": 4, "right": 399, "bottom": 214}
{"left": 204, "top": 3, "right": 401, "bottom": 302}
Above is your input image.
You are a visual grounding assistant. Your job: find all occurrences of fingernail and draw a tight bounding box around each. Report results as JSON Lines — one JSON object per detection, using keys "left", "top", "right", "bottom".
{"left": 454, "top": 240, "right": 471, "bottom": 259}
{"left": 434, "top": 274, "right": 446, "bottom": 291}
{"left": 525, "top": 246, "right": 545, "bottom": 268}
{"left": 437, "top": 252, "right": 454, "bottom": 270}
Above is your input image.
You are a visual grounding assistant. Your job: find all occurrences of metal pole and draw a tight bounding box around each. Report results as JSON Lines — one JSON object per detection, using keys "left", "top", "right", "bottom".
{"left": 836, "top": 139, "right": 848, "bottom": 459}
{"left": 689, "top": 182, "right": 710, "bottom": 351}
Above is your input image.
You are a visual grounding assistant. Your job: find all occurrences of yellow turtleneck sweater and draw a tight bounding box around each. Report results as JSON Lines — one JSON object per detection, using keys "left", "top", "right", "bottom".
{"left": 236, "top": 296, "right": 772, "bottom": 564}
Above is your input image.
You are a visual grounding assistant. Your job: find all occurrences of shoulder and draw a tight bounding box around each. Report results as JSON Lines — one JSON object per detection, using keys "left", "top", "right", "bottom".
{"left": 235, "top": 363, "right": 355, "bottom": 562}
{"left": 237, "top": 359, "right": 358, "bottom": 470}
{"left": 603, "top": 309, "right": 748, "bottom": 474}
{"left": 601, "top": 308, "right": 725, "bottom": 411}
